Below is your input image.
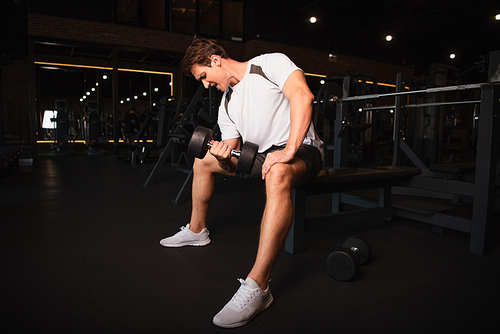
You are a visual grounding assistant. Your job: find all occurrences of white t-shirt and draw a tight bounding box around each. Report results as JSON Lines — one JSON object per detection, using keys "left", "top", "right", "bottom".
{"left": 218, "top": 53, "right": 323, "bottom": 157}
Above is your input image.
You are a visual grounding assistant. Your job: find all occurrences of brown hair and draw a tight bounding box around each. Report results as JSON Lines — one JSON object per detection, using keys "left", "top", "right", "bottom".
{"left": 179, "top": 37, "right": 229, "bottom": 77}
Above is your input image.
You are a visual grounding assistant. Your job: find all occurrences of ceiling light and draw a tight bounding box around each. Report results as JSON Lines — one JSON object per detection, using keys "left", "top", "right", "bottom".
{"left": 450, "top": 53, "right": 456, "bottom": 59}
{"left": 154, "top": 87, "right": 159, "bottom": 92}
{"left": 126, "top": 97, "right": 130, "bottom": 101}
{"left": 496, "top": 14, "right": 500, "bottom": 20}
{"left": 86, "top": 92, "right": 90, "bottom": 95}
{"left": 120, "top": 100, "right": 124, "bottom": 104}
{"left": 143, "top": 92, "right": 147, "bottom": 96}
{"left": 309, "top": 16, "right": 317, "bottom": 24}
{"left": 134, "top": 95, "right": 138, "bottom": 100}
{"left": 102, "top": 75, "right": 108, "bottom": 79}
{"left": 385, "top": 35, "right": 393, "bottom": 42}
{"left": 91, "top": 87, "right": 95, "bottom": 92}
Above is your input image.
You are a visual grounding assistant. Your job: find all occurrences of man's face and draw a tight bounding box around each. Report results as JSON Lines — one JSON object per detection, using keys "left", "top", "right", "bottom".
{"left": 191, "top": 57, "right": 229, "bottom": 92}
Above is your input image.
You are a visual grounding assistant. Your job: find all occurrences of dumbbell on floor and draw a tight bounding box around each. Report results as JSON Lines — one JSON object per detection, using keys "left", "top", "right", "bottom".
{"left": 327, "top": 236, "right": 372, "bottom": 281}
{"left": 188, "top": 126, "right": 259, "bottom": 174}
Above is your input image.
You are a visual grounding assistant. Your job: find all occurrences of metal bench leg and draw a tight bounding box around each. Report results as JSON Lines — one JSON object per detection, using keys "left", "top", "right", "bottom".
{"left": 470, "top": 84, "right": 498, "bottom": 255}
{"left": 285, "top": 187, "right": 306, "bottom": 254}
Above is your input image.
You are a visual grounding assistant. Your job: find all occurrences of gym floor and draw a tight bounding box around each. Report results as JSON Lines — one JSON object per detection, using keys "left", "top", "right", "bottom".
{"left": 1, "top": 153, "right": 499, "bottom": 333}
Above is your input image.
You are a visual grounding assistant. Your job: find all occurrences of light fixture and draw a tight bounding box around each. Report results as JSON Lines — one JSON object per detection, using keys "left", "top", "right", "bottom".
{"left": 320, "top": 80, "right": 325, "bottom": 85}
{"left": 309, "top": 16, "right": 317, "bottom": 24}
{"left": 385, "top": 35, "right": 393, "bottom": 42}
{"left": 86, "top": 92, "right": 90, "bottom": 95}
{"left": 143, "top": 92, "right": 147, "bottom": 96}
{"left": 126, "top": 97, "right": 130, "bottom": 101}
{"left": 450, "top": 53, "right": 456, "bottom": 59}
{"left": 120, "top": 100, "right": 124, "bottom": 104}
{"left": 495, "top": 14, "right": 500, "bottom": 20}
{"left": 154, "top": 87, "right": 159, "bottom": 92}
{"left": 91, "top": 87, "right": 95, "bottom": 92}
{"left": 134, "top": 95, "right": 138, "bottom": 100}
{"left": 34, "top": 62, "right": 174, "bottom": 97}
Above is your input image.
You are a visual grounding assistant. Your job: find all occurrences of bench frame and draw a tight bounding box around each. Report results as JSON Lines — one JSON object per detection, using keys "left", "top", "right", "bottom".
{"left": 285, "top": 167, "right": 421, "bottom": 254}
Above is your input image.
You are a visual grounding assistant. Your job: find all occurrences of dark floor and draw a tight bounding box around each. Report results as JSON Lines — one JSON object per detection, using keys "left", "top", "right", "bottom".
{"left": 1, "top": 153, "right": 499, "bottom": 333}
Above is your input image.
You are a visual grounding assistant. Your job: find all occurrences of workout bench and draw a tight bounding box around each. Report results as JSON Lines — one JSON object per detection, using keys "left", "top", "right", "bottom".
{"left": 285, "top": 166, "right": 422, "bottom": 254}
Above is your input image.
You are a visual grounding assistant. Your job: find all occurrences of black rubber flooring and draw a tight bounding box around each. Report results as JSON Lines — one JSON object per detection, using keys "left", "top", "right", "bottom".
{"left": 1, "top": 153, "right": 499, "bottom": 333}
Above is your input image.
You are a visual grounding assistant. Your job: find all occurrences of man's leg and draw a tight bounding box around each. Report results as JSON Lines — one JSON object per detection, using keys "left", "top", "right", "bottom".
{"left": 160, "top": 153, "right": 234, "bottom": 247}
{"left": 189, "top": 154, "right": 235, "bottom": 233}
{"left": 213, "top": 158, "right": 307, "bottom": 328}
{"left": 247, "top": 158, "right": 307, "bottom": 289}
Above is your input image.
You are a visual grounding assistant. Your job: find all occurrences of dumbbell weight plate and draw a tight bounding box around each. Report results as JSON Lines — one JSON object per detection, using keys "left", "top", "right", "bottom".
{"left": 188, "top": 126, "right": 212, "bottom": 159}
{"left": 327, "top": 248, "right": 360, "bottom": 282}
{"left": 236, "top": 141, "right": 259, "bottom": 174}
{"left": 342, "top": 236, "right": 372, "bottom": 265}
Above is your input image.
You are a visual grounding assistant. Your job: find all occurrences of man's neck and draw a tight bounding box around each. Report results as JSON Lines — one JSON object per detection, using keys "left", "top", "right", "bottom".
{"left": 223, "top": 58, "right": 249, "bottom": 87}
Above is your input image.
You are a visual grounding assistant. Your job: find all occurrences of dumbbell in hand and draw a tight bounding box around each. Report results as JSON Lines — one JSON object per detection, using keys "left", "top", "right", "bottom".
{"left": 188, "top": 126, "right": 259, "bottom": 174}
{"left": 327, "top": 236, "right": 372, "bottom": 281}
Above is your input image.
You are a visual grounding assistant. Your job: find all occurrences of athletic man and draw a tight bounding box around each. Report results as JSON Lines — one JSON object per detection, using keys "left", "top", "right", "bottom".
{"left": 160, "top": 37, "right": 323, "bottom": 328}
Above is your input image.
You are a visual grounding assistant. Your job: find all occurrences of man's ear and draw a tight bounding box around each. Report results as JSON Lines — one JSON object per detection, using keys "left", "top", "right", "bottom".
{"left": 211, "top": 55, "right": 221, "bottom": 66}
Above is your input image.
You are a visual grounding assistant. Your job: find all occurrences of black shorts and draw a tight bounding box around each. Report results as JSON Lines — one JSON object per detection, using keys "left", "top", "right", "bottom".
{"left": 235, "top": 144, "right": 323, "bottom": 187}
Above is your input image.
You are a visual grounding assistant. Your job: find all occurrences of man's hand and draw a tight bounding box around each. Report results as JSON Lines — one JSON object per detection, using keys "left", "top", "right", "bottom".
{"left": 209, "top": 140, "right": 238, "bottom": 173}
{"left": 209, "top": 140, "right": 232, "bottom": 162}
{"left": 261, "top": 148, "right": 295, "bottom": 180}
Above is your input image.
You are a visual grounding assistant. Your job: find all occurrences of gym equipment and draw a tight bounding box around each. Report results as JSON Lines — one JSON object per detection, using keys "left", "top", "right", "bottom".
{"left": 144, "top": 85, "right": 210, "bottom": 187}
{"left": 84, "top": 100, "right": 106, "bottom": 155}
{"left": 327, "top": 236, "right": 372, "bottom": 281}
{"left": 314, "top": 72, "right": 498, "bottom": 256}
{"left": 188, "top": 126, "right": 259, "bottom": 174}
{"left": 284, "top": 166, "right": 422, "bottom": 255}
{"left": 316, "top": 81, "right": 342, "bottom": 119}
{"left": 54, "top": 99, "right": 69, "bottom": 154}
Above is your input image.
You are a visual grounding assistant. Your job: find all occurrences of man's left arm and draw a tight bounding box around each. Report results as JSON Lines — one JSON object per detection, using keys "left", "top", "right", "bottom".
{"left": 261, "top": 69, "right": 314, "bottom": 179}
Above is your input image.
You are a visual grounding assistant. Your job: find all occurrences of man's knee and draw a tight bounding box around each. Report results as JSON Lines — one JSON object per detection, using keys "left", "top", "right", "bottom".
{"left": 193, "top": 156, "right": 214, "bottom": 174}
{"left": 193, "top": 154, "right": 234, "bottom": 176}
{"left": 266, "top": 163, "right": 295, "bottom": 191}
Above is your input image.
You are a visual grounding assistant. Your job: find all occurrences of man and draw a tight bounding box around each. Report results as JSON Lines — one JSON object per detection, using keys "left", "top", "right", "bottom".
{"left": 160, "top": 37, "right": 323, "bottom": 328}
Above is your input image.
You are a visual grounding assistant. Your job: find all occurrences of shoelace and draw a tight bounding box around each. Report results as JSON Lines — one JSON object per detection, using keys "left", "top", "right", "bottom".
{"left": 231, "top": 279, "right": 257, "bottom": 309}
{"left": 177, "top": 225, "right": 209, "bottom": 237}
{"left": 178, "top": 226, "right": 190, "bottom": 235}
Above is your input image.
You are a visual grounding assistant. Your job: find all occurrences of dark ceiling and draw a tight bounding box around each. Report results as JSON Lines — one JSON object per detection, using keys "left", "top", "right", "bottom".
{"left": 254, "top": 0, "right": 499, "bottom": 81}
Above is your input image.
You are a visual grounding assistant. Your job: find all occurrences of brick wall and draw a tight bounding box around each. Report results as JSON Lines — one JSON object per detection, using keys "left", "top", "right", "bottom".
{"left": 1, "top": 59, "right": 30, "bottom": 144}
{"left": 28, "top": 13, "right": 192, "bottom": 55}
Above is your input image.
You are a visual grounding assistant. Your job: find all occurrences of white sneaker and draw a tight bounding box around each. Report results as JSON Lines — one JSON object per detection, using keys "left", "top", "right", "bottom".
{"left": 213, "top": 277, "right": 273, "bottom": 328}
{"left": 159, "top": 223, "right": 211, "bottom": 247}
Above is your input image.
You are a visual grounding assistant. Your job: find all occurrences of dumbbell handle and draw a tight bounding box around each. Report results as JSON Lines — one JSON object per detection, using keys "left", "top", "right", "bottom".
{"left": 206, "top": 141, "right": 241, "bottom": 158}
